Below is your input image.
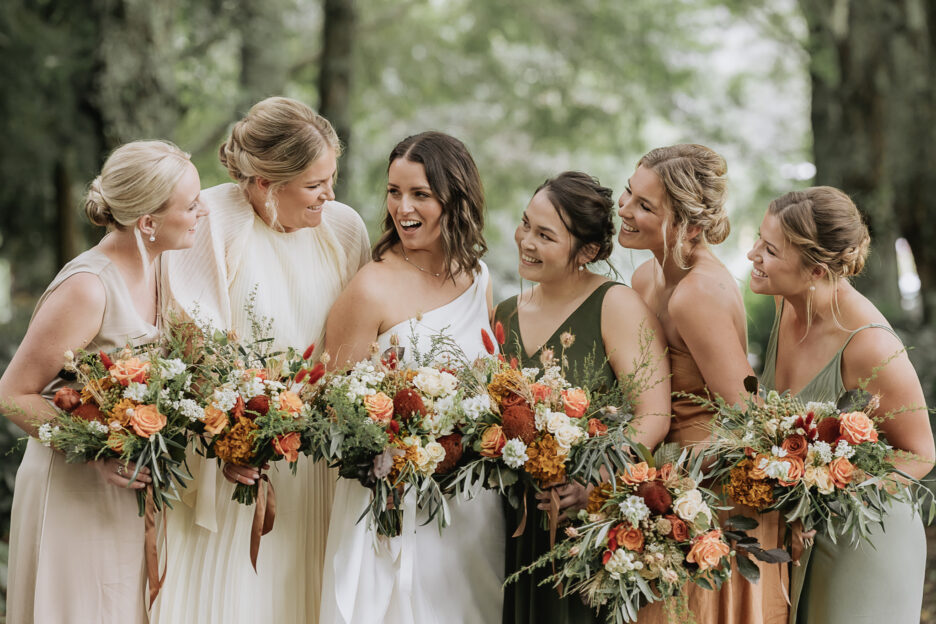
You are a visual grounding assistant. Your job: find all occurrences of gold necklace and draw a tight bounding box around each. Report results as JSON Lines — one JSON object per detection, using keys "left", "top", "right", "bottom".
{"left": 401, "top": 247, "right": 442, "bottom": 277}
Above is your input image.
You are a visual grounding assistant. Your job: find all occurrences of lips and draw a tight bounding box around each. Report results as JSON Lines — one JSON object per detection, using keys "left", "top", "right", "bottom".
{"left": 399, "top": 219, "right": 422, "bottom": 231}
{"left": 520, "top": 253, "right": 541, "bottom": 265}
{"left": 620, "top": 222, "right": 638, "bottom": 233}
{"left": 751, "top": 268, "right": 767, "bottom": 278}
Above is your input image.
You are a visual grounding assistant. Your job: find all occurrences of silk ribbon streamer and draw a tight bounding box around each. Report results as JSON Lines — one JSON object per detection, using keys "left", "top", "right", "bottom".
{"left": 144, "top": 486, "right": 168, "bottom": 607}
{"left": 399, "top": 488, "right": 418, "bottom": 597}
{"left": 548, "top": 487, "right": 561, "bottom": 593}
{"left": 249, "top": 474, "right": 277, "bottom": 572}
{"left": 511, "top": 485, "right": 529, "bottom": 538}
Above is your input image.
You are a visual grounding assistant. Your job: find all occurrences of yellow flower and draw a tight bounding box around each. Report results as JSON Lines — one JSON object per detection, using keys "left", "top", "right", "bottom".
{"left": 725, "top": 459, "right": 774, "bottom": 510}
{"left": 214, "top": 415, "right": 259, "bottom": 466}
{"left": 524, "top": 434, "right": 566, "bottom": 484}
{"left": 487, "top": 368, "right": 525, "bottom": 406}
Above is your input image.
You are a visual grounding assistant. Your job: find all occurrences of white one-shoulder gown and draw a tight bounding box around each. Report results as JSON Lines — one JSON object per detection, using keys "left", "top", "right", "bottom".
{"left": 319, "top": 261, "right": 505, "bottom": 624}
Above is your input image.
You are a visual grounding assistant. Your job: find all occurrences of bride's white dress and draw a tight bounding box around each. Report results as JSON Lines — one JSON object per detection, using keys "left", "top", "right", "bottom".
{"left": 319, "top": 261, "right": 505, "bottom": 624}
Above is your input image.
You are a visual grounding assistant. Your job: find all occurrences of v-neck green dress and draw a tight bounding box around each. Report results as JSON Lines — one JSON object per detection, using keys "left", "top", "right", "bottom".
{"left": 761, "top": 303, "right": 926, "bottom": 624}
{"left": 495, "top": 281, "right": 619, "bottom": 624}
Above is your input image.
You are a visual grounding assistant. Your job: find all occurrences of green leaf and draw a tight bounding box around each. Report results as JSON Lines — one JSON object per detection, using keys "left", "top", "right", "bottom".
{"left": 735, "top": 553, "right": 761, "bottom": 584}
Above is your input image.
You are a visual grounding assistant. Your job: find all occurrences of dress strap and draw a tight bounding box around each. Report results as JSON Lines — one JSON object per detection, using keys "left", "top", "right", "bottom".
{"left": 837, "top": 323, "right": 900, "bottom": 355}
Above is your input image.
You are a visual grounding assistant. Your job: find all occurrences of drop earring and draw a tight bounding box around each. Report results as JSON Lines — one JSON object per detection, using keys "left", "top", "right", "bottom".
{"left": 149, "top": 233, "right": 156, "bottom": 242}
{"left": 809, "top": 284, "right": 816, "bottom": 291}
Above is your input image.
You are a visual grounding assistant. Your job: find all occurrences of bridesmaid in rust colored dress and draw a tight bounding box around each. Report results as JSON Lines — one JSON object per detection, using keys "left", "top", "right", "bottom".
{"left": 616, "top": 144, "right": 789, "bottom": 624}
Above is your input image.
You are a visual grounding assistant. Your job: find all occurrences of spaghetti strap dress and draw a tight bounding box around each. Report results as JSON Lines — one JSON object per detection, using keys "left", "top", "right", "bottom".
{"left": 494, "top": 280, "right": 619, "bottom": 624}
{"left": 760, "top": 302, "right": 926, "bottom": 624}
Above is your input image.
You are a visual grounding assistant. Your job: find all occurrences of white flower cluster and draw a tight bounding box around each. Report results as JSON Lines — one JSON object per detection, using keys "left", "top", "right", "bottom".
{"left": 37, "top": 422, "right": 60, "bottom": 446}
{"left": 811, "top": 440, "right": 833, "bottom": 464}
{"left": 413, "top": 367, "right": 458, "bottom": 398}
{"left": 804, "top": 401, "right": 837, "bottom": 418}
{"left": 238, "top": 375, "right": 266, "bottom": 400}
{"left": 619, "top": 495, "right": 651, "bottom": 525}
{"left": 780, "top": 414, "right": 799, "bottom": 434}
{"left": 538, "top": 365, "right": 570, "bottom": 391}
{"left": 160, "top": 358, "right": 187, "bottom": 379}
{"left": 88, "top": 420, "right": 110, "bottom": 435}
{"left": 340, "top": 362, "right": 385, "bottom": 401}
{"left": 424, "top": 395, "right": 458, "bottom": 437}
{"left": 176, "top": 398, "right": 205, "bottom": 422}
{"left": 834, "top": 439, "right": 855, "bottom": 459}
{"left": 405, "top": 436, "right": 447, "bottom": 475}
{"left": 212, "top": 384, "right": 239, "bottom": 412}
{"left": 123, "top": 382, "right": 149, "bottom": 402}
{"left": 460, "top": 394, "right": 490, "bottom": 421}
{"left": 763, "top": 458, "right": 792, "bottom": 480}
{"left": 520, "top": 367, "right": 540, "bottom": 382}
{"left": 503, "top": 438, "right": 529, "bottom": 468}
{"left": 604, "top": 548, "right": 643, "bottom": 579}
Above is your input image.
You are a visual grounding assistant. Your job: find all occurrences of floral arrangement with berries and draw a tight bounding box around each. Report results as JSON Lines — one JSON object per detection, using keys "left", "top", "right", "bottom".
{"left": 38, "top": 340, "right": 204, "bottom": 515}
{"left": 507, "top": 450, "right": 732, "bottom": 624}
{"left": 702, "top": 376, "right": 933, "bottom": 545}
{"left": 305, "top": 334, "right": 490, "bottom": 537}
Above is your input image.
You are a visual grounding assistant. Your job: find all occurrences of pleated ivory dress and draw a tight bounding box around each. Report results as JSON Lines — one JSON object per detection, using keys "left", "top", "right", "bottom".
{"left": 761, "top": 302, "right": 925, "bottom": 624}
{"left": 7, "top": 247, "right": 159, "bottom": 624}
{"left": 152, "top": 184, "right": 369, "bottom": 624}
{"left": 319, "top": 261, "right": 506, "bottom": 624}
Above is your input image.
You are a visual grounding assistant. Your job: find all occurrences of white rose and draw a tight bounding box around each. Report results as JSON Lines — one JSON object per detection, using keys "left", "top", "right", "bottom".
{"left": 413, "top": 367, "right": 457, "bottom": 397}
{"left": 425, "top": 441, "right": 446, "bottom": 465}
{"left": 546, "top": 411, "right": 571, "bottom": 435}
{"left": 414, "top": 445, "right": 430, "bottom": 468}
{"left": 554, "top": 424, "right": 584, "bottom": 451}
{"left": 673, "top": 489, "right": 712, "bottom": 523}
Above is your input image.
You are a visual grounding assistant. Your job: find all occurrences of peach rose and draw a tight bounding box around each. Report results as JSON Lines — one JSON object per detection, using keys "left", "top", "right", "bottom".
{"left": 829, "top": 456, "right": 855, "bottom": 488}
{"left": 480, "top": 425, "right": 507, "bottom": 458}
{"left": 273, "top": 431, "right": 302, "bottom": 462}
{"left": 587, "top": 418, "right": 608, "bottom": 437}
{"left": 562, "top": 388, "right": 589, "bottom": 419}
{"left": 278, "top": 391, "right": 303, "bottom": 414}
{"left": 749, "top": 454, "right": 770, "bottom": 480}
{"left": 778, "top": 455, "right": 805, "bottom": 487}
{"left": 664, "top": 514, "right": 689, "bottom": 541}
{"left": 618, "top": 525, "right": 644, "bottom": 552}
{"left": 687, "top": 530, "right": 730, "bottom": 571}
{"left": 202, "top": 404, "right": 229, "bottom": 435}
{"left": 109, "top": 357, "right": 151, "bottom": 386}
{"left": 839, "top": 411, "right": 878, "bottom": 445}
{"left": 781, "top": 434, "right": 809, "bottom": 460}
{"left": 107, "top": 431, "right": 125, "bottom": 453}
{"left": 53, "top": 387, "right": 82, "bottom": 412}
{"left": 363, "top": 392, "right": 394, "bottom": 424}
{"left": 129, "top": 404, "right": 166, "bottom": 438}
{"left": 621, "top": 461, "right": 653, "bottom": 485}
{"left": 657, "top": 463, "right": 674, "bottom": 482}
{"left": 531, "top": 383, "right": 552, "bottom": 403}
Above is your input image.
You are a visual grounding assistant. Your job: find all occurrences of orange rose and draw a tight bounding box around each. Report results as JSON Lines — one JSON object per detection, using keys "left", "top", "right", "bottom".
{"left": 530, "top": 383, "right": 552, "bottom": 403}
{"left": 129, "top": 404, "right": 166, "bottom": 438}
{"left": 621, "top": 461, "right": 653, "bottom": 485}
{"left": 687, "top": 530, "right": 730, "bottom": 571}
{"left": 839, "top": 411, "right": 878, "bottom": 445}
{"left": 829, "top": 456, "right": 855, "bottom": 488}
{"left": 363, "top": 392, "right": 394, "bottom": 424}
{"left": 107, "top": 431, "right": 125, "bottom": 453}
{"left": 781, "top": 434, "right": 809, "bottom": 460}
{"left": 561, "top": 388, "right": 589, "bottom": 419}
{"left": 278, "top": 391, "right": 303, "bottom": 414}
{"left": 657, "top": 463, "right": 674, "bottom": 482}
{"left": 778, "top": 455, "right": 805, "bottom": 487}
{"left": 587, "top": 418, "right": 608, "bottom": 437}
{"left": 273, "top": 431, "right": 302, "bottom": 462}
{"left": 109, "top": 357, "right": 151, "bottom": 386}
{"left": 480, "top": 425, "right": 507, "bottom": 458}
{"left": 203, "top": 404, "right": 229, "bottom": 435}
{"left": 617, "top": 525, "right": 644, "bottom": 552}
{"left": 665, "top": 514, "right": 689, "bottom": 541}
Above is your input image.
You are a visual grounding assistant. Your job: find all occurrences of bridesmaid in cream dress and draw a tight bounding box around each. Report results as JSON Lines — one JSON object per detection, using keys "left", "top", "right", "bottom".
{"left": 153, "top": 97, "right": 369, "bottom": 624}
{"left": 319, "top": 131, "right": 505, "bottom": 624}
{"left": 1, "top": 141, "right": 206, "bottom": 623}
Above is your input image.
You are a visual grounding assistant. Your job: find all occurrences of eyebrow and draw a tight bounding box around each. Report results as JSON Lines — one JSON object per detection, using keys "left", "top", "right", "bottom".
{"left": 627, "top": 177, "right": 659, "bottom": 211}
{"left": 306, "top": 168, "right": 338, "bottom": 184}
{"left": 522, "top": 211, "right": 558, "bottom": 236}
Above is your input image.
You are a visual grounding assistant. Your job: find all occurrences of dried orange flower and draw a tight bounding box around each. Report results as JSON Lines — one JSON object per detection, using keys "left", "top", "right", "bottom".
{"left": 214, "top": 415, "right": 259, "bottom": 466}
{"left": 487, "top": 368, "right": 525, "bottom": 407}
{"left": 109, "top": 398, "right": 138, "bottom": 427}
{"left": 725, "top": 459, "right": 774, "bottom": 510}
{"left": 524, "top": 433, "right": 566, "bottom": 484}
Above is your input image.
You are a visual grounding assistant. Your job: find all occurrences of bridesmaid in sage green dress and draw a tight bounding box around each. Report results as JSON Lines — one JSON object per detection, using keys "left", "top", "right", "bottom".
{"left": 748, "top": 186, "right": 934, "bottom": 624}
{"left": 494, "top": 171, "right": 671, "bottom": 624}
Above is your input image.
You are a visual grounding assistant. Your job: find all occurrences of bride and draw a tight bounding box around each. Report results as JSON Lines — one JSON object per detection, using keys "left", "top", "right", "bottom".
{"left": 319, "top": 131, "right": 505, "bottom": 623}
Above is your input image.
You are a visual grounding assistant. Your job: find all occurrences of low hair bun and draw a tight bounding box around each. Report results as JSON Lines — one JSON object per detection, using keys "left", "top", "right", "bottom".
{"left": 84, "top": 176, "right": 116, "bottom": 227}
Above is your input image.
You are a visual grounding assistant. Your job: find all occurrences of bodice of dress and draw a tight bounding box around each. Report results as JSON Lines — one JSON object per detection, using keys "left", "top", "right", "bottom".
{"left": 666, "top": 345, "right": 714, "bottom": 448}
{"left": 34, "top": 246, "right": 160, "bottom": 401}
{"left": 493, "top": 281, "right": 618, "bottom": 390}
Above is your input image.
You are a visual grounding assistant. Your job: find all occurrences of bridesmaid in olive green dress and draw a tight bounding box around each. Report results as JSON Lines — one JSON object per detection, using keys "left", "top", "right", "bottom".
{"left": 747, "top": 186, "right": 934, "bottom": 624}
{"left": 494, "top": 171, "right": 671, "bottom": 624}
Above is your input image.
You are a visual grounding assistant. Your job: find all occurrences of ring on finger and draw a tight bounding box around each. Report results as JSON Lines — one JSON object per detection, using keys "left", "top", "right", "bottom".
{"left": 117, "top": 464, "right": 126, "bottom": 476}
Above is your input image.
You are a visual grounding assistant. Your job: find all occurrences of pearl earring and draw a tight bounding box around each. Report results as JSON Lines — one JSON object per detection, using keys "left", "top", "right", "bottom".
{"left": 149, "top": 234, "right": 156, "bottom": 242}
{"left": 578, "top": 265, "right": 585, "bottom": 271}
{"left": 809, "top": 284, "right": 816, "bottom": 291}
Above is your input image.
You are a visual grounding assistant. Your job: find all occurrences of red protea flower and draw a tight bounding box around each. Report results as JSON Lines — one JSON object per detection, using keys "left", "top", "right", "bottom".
{"left": 245, "top": 395, "right": 270, "bottom": 416}
{"left": 502, "top": 404, "right": 537, "bottom": 444}
{"left": 73, "top": 403, "right": 104, "bottom": 422}
{"left": 393, "top": 388, "right": 426, "bottom": 421}
{"left": 481, "top": 329, "right": 495, "bottom": 355}
{"left": 494, "top": 321, "right": 506, "bottom": 345}
{"left": 306, "top": 362, "right": 326, "bottom": 385}
{"left": 435, "top": 433, "right": 464, "bottom": 474}
{"left": 303, "top": 343, "right": 316, "bottom": 360}
{"left": 816, "top": 417, "right": 841, "bottom": 444}
{"left": 636, "top": 480, "right": 673, "bottom": 515}
{"left": 99, "top": 350, "right": 114, "bottom": 370}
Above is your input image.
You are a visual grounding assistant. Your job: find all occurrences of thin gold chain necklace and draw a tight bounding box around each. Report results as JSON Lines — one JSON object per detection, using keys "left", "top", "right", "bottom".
{"left": 401, "top": 247, "right": 442, "bottom": 278}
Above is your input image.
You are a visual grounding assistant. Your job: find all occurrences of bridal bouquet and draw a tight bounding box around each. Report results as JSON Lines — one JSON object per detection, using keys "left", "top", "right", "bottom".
{"left": 703, "top": 377, "right": 930, "bottom": 544}
{"left": 508, "top": 450, "right": 732, "bottom": 624}
{"left": 38, "top": 344, "right": 200, "bottom": 514}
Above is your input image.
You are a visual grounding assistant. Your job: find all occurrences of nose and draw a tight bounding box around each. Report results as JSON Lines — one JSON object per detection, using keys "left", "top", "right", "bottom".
{"left": 617, "top": 192, "right": 630, "bottom": 217}
{"left": 198, "top": 204, "right": 210, "bottom": 218}
{"left": 323, "top": 178, "right": 336, "bottom": 201}
{"left": 746, "top": 242, "right": 759, "bottom": 262}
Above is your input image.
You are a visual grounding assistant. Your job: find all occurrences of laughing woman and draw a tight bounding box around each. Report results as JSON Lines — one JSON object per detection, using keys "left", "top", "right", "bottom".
{"left": 748, "top": 187, "right": 933, "bottom": 624}
{"left": 616, "top": 144, "right": 788, "bottom": 624}
{"left": 495, "top": 171, "right": 671, "bottom": 624}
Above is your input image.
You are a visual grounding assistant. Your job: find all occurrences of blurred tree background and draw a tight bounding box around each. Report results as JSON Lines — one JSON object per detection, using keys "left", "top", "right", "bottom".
{"left": 0, "top": 0, "right": 933, "bottom": 617}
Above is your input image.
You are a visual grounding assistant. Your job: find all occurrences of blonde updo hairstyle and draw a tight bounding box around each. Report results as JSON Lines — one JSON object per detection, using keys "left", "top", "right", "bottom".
{"left": 219, "top": 96, "right": 340, "bottom": 223}
{"left": 637, "top": 144, "right": 730, "bottom": 268}
{"left": 84, "top": 140, "right": 192, "bottom": 230}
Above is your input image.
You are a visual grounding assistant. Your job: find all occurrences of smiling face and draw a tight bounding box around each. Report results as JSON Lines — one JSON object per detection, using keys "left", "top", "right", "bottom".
{"left": 616, "top": 164, "right": 671, "bottom": 253}
{"left": 747, "top": 213, "right": 810, "bottom": 295}
{"left": 514, "top": 189, "right": 579, "bottom": 283}
{"left": 152, "top": 163, "right": 208, "bottom": 250}
{"left": 387, "top": 157, "right": 444, "bottom": 252}
{"left": 270, "top": 147, "right": 337, "bottom": 230}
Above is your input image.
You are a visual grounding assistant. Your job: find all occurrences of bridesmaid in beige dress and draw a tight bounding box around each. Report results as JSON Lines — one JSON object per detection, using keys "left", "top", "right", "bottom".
{"left": 0, "top": 141, "right": 206, "bottom": 623}
{"left": 616, "top": 144, "right": 788, "bottom": 624}
{"left": 154, "top": 97, "right": 369, "bottom": 624}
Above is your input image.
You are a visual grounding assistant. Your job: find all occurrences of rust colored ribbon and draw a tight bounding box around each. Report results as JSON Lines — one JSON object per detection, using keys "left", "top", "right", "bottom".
{"left": 547, "top": 488, "right": 562, "bottom": 595}
{"left": 144, "top": 486, "right": 168, "bottom": 608}
{"left": 511, "top": 486, "right": 529, "bottom": 538}
{"left": 249, "top": 474, "right": 277, "bottom": 572}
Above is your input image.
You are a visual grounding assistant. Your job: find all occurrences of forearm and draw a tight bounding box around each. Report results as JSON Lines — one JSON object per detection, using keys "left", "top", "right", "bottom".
{"left": 1, "top": 392, "right": 57, "bottom": 437}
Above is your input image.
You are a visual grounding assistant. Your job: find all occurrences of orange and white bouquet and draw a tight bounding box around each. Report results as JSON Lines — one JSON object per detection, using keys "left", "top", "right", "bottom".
{"left": 703, "top": 377, "right": 932, "bottom": 545}
{"left": 507, "top": 451, "right": 732, "bottom": 623}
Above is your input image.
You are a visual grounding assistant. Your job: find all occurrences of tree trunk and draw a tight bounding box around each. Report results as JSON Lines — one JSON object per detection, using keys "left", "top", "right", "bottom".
{"left": 799, "top": 0, "right": 936, "bottom": 323}
{"left": 53, "top": 156, "right": 78, "bottom": 269}
{"left": 318, "top": 0, "right": 356, "bottom": 200}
